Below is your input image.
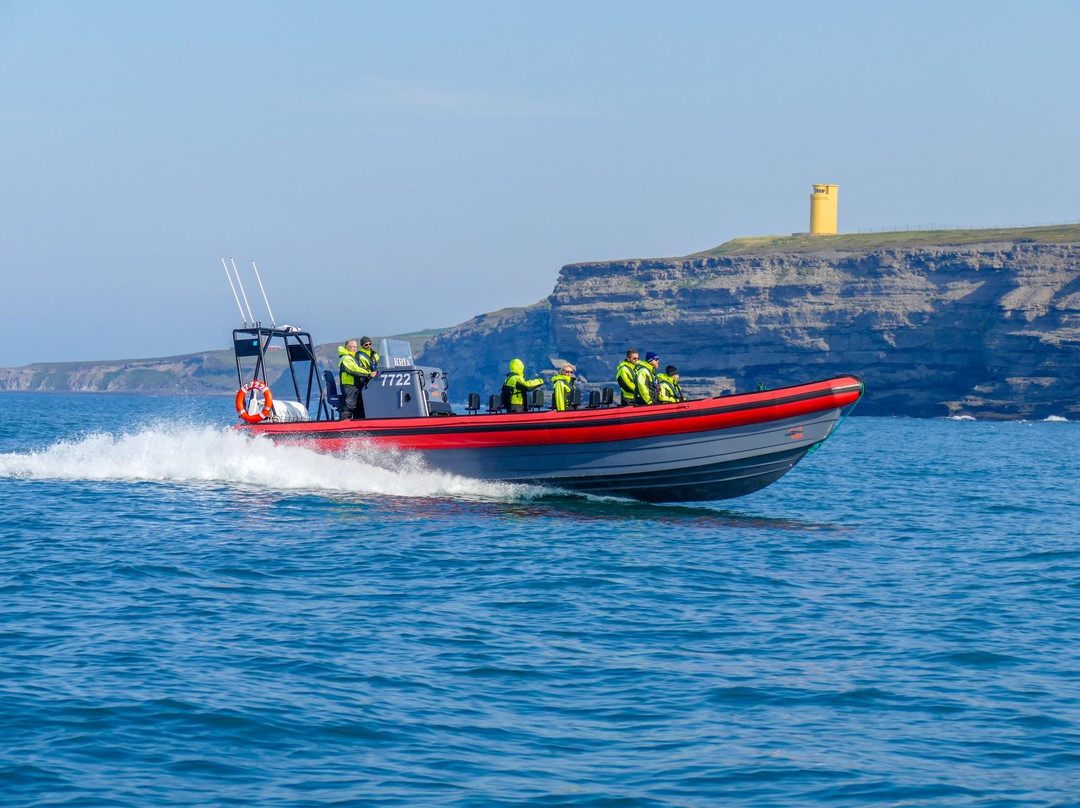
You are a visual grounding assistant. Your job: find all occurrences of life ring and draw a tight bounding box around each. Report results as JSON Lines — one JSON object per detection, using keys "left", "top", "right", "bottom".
{"left": 236, "top": 380, "right": 274, "bottom": 423}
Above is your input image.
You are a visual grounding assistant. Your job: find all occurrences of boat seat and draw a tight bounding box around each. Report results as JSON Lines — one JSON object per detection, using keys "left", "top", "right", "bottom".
{"left": 529, "top": 389, "right": 545, "bottom": 410}
{"left": 601, "top": 386, "right": 614, "bottom": 407}
{"left": 588, "top": 390, "right": 601, "bottom": 409}
{"left": 466, "top": 393, "right": 481, "bottom": 414}
{"left": 488, "top": 394, "right": 503, "bottom": 413}
{"left": 323, "top": 370, "right": 342, "bottom": 415}
{"left": 570, "top": 388, "right": 582, "bottom": 409}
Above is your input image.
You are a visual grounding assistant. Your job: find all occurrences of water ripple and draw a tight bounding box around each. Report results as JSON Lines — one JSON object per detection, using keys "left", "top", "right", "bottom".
{"left": 1, "top": 399, "right": 1080, "bottom": 805}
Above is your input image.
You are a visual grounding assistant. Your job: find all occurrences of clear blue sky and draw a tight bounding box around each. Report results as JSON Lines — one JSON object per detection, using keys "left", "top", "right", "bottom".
{"left": 2, "top": 1, "right": 1078, "bottom": 366}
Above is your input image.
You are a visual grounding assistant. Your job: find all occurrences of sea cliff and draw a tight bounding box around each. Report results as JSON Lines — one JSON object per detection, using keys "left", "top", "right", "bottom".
{"left": 4, "top": 226, "right": 1079, "bottom": 419}
{"left": 416, "top": 226, "right": 1080, "bottom": 419}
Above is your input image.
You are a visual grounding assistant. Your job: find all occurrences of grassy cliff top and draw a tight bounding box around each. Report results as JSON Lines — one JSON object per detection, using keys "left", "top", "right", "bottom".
{"left": 693, "top": 224, "right": 1080, "bottom": 257}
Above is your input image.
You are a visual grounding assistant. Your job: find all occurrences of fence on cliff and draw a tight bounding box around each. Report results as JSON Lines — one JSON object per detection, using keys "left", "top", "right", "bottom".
{"left": 856, "top": 219, "right": 1080, "bottom": 234}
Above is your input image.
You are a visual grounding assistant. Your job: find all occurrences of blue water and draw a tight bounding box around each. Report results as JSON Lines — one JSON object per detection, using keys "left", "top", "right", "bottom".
{"left": 2, "top": 393, "right": 1079, "bottom": 807}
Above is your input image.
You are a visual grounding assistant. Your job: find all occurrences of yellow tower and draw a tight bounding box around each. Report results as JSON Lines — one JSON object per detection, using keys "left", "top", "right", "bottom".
{"left": 809, "top": 184, "right": 838, "bottom": 235}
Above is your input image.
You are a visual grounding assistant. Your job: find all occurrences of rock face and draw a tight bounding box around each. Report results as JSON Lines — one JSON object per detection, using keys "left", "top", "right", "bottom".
{"left": 417, "top": 237, "right": 1080, "bottom": 419}
{"left": 5, "top": 230, "right": 1080, "bottom": 419}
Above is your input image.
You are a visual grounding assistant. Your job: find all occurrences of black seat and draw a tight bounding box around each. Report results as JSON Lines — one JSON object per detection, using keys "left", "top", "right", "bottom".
{"left": 323, "top": 370, "right": 342, "bottom": 414}
{"left": 570, "top": 388, "right": 582, "bottom": 409}
{"left": 488, "top": 394, "right": 503, "bottom": 413}
{"left": 588, "top": 390, "right": 601, "bottom": 408}
{"left": 466, "top": 393, "right": 481, "bottom": 414}
{"left": 601, "top": 386, "right": 614, "bottom": 407}
{"left": 529, "top": 389, "right": 545, "bottom": 410}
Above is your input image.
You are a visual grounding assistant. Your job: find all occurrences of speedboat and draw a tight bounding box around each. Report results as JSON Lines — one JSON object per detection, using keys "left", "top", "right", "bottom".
{"left": 231, "top": 325, "right": 863, "bottom": 502}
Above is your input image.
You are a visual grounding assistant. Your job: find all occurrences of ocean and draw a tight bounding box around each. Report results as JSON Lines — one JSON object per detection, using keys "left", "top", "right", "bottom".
{"left": 1, "top": 392, "right": 1078, "bottom": 807}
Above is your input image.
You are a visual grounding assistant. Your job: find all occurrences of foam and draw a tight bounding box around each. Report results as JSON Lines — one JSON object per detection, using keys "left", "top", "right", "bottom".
{"left": 0, "top": 421, "right": 533, "bottom": 501}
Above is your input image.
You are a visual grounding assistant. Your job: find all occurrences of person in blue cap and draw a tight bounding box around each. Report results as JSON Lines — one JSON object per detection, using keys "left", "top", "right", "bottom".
{"left": 635, "top": 351, "right": 661, "bottom": 405}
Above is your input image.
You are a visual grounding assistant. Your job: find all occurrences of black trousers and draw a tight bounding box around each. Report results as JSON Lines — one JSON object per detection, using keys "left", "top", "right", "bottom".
{"left": 341, "top": 384, "right": 361, "bottom": 419}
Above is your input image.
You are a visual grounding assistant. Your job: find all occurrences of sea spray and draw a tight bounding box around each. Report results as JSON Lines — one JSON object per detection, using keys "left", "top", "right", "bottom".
{"left": 0, "top": 421, "right": 535, "bottom": 501}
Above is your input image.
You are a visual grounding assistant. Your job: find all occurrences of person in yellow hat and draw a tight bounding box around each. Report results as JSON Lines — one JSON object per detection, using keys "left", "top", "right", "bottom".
{"left": 501, "top": 359, "right": 544, "bottom": 412}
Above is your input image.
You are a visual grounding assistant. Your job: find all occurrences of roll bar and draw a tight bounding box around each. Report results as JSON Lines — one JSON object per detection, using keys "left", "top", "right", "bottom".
{"left": 232, "top": 325, "right": 331, "bottom": 421}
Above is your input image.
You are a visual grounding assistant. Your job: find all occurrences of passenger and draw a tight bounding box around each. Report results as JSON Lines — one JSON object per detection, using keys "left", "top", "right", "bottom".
{"left": 634, "top": 351, "right": 661, "bottom": 405}
{"left": 657, "top": 365, "right": 684, "bottom": 403}
{"left": 356, "top": 336, "right": 380, "bottom": 383}
{"left": 502, "top": 359, "right": 544, "bottom": 413}
{"left": 615, "top": 350, "right": 639, "bottom": 406}
{"left": 351, "top": 336, "right": 380, "bottom": 418}
{"left": 552, "top": 364, "right": 577, "bottom": 412}
{"left": 338, "top": 339, "right": 365, "bottom": 419}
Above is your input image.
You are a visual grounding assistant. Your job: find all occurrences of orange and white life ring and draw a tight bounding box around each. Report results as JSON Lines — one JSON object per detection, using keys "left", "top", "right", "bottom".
{"left": 236, "top": 380, "right": 274, "bottom": 423}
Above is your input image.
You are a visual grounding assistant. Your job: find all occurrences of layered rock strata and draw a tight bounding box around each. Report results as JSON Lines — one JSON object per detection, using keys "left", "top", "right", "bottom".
{"left": 5, "top": 232, "right": 1079, "bottom": 419}
{"left": 417, "top": 239, "right": 1080, "bottom": 419}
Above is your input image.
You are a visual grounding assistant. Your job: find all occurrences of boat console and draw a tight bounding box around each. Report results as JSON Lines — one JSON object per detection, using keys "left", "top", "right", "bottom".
{"left": 362, "top": 338, "right": 453, "bottom": 419}
{"left": 232, "top": 326, "right": 452, "bottom": 423}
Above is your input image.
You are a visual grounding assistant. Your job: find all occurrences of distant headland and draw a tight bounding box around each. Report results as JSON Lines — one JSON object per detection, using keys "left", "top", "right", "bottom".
{"left": 4, "top": 224, "right": 1080, "bottom": 420}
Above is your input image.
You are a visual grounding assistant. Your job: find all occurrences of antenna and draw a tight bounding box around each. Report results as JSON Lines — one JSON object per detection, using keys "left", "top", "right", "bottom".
{"left": 222, "top": 257, "right": 248, "bottom": 325}
{"left": 230, "top": 257, "right": 256, "bottom": 324}
{"left": 251, "top": 260, "right": 277, "bottom": 328}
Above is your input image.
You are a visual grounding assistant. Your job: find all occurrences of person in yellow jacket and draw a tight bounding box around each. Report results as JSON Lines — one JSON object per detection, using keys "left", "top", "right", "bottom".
{"left": 502, "top": 358, "right": 544, "bottom": 413}
{"left": 615, "top": 349, "right": 639, "bottom": 406}
{"left": 356, "top": 336, "right": 380, "bottom": 382}
{"left": 338, "top": 337, "right": 379, "bottom": 419}
{"left": 634, "top": 351, "right": 661, "bottom": 405}
{"left": 657, "top": 365, "right": 684, "bottom": 403}
{"left": 552, "top": 364, "right": 577, "bottom": 412}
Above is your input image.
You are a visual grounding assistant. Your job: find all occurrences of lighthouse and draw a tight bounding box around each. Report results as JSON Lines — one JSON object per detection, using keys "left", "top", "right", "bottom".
{"left": 809, "top": 184, "right": 838, "bottom": 235}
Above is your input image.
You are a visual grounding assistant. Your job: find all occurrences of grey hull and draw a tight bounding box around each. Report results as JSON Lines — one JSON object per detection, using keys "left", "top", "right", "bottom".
{"left": 414, "top": 409, "right": 840, "bottom": 502}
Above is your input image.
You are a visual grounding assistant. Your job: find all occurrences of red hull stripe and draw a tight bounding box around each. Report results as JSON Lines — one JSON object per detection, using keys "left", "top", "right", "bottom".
{"left": 244, "top": 375, "right": 863, "bottom": 452}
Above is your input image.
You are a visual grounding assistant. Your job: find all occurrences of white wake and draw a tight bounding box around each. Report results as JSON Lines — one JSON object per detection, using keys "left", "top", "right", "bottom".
{"left": 0, "top": 422, "right": 532, "bottom": 501}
